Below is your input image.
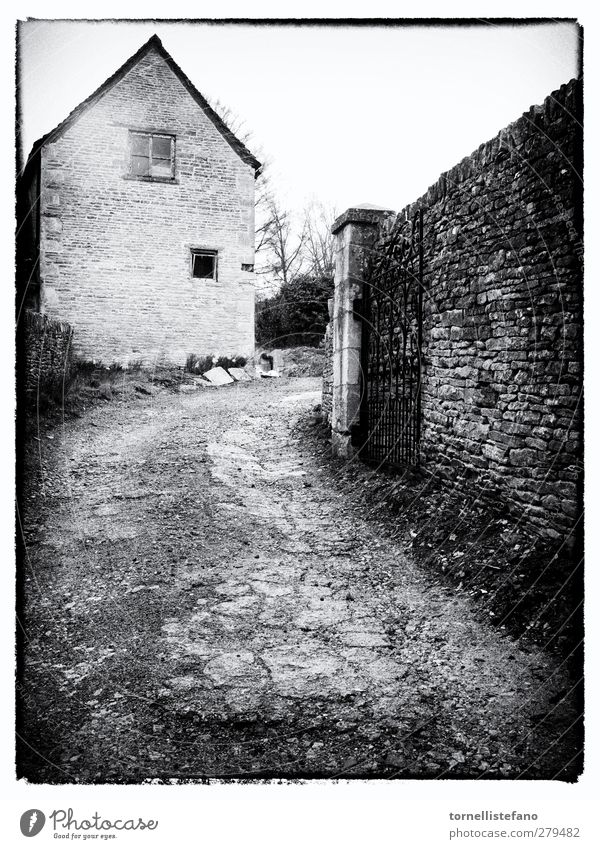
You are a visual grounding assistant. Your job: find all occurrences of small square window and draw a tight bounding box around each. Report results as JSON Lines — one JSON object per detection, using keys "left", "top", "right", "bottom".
{"left": 191, "top": 250, "right": 218, "bottom": 280}
{"left": 129, "top": 132, "right": 175, "bottom": 180}
{"left": 241, "top": 263, "right": 254, "bottom": 272}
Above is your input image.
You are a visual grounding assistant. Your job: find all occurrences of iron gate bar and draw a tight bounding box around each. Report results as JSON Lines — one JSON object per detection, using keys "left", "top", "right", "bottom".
{"left": 357, "top": 209, "right": 424, "bottom": 469}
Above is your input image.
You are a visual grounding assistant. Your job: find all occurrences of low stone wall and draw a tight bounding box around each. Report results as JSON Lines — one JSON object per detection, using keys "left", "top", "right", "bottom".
{"left": 321, "top": 323, "right": 333, "bottom": 424}
{"left": 22, "top": 310, "right": 74, "bottom": 402}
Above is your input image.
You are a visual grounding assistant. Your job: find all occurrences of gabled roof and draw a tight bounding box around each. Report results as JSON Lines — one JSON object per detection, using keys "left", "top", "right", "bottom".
{"left": 27, "top": 34, "right": 261, "bottom": 175}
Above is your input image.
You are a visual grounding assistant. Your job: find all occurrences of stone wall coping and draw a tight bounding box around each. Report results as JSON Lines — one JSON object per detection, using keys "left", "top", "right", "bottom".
{"left": 331, "top": 206, "right": 395, "bottom": 235}
{"left": 400, "top": 77, "right": 580, "bottom": 222}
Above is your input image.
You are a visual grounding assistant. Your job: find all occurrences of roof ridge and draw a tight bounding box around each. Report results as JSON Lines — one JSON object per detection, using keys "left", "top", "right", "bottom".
{"left": 25, "top": 33, "right": 261, "bottom": 175}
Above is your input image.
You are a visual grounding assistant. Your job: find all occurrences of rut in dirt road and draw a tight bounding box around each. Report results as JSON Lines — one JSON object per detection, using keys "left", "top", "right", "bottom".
{"left": 19, "top": 377, "right": 579, "bottom": 781}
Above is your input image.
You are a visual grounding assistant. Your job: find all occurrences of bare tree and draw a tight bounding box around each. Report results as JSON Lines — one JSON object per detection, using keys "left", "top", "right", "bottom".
{"left": 254, "top": 178, "right": 277, "bottom": 256}
{"left": 208, "top": 102, "right": 335, "bottom": 296}
{"left": 302, "top": 200, "right": 337, "bottom": 279}
{"left": 209, "top": 97, "right": 274, "bottom": 257}
{"left": 258, "top": 197, "right": 307, "bottom": 287}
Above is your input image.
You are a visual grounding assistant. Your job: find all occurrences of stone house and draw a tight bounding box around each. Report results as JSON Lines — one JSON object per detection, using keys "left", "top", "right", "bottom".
{"left": 17, "top": 35, "right": 261, "bottom": 366}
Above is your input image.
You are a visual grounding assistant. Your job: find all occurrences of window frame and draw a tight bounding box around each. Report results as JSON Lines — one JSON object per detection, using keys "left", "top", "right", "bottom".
{"left": 190, "top": 249, "right": 219, "bottom": 282}
{"left": 127, "top": 131, "right": 176, "bottom": 182}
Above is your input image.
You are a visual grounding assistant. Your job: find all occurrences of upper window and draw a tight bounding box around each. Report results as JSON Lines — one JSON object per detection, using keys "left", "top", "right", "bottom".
{"left": 129, "top": 132, "right": 175, "bottom": 180}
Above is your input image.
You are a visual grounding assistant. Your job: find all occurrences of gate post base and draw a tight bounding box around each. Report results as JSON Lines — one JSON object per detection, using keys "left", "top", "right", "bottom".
{"left": 331, "top": 430, "right": 355, "bottom": 460}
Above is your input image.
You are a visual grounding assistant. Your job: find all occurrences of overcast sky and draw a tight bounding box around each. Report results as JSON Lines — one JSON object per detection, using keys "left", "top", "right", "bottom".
{"left": 17, "top": 19, "right": 580, "bottom": 215}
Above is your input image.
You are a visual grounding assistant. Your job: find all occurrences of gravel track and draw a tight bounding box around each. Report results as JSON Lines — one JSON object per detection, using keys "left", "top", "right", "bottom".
{"left": 18, "top": 377, "right": 580, "bottom": 782}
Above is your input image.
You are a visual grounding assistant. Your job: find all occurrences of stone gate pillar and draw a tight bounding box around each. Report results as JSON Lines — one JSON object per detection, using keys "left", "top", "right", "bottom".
{"left": 330, "top": 206, "right": 393, "bottom": 458}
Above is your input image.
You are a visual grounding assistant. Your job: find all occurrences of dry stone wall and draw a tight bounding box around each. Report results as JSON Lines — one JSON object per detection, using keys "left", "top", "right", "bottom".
{"left": 326, "top": 79, "right": 582, "bottom": 540}
{"left": 321, "top": 322, "right": 333, "bottom": 424}
{"left": 416, "top": 79, "right": 581, "bottom": 539}
{"left": 22, "top": 310, "right": 73, "bottom": 402}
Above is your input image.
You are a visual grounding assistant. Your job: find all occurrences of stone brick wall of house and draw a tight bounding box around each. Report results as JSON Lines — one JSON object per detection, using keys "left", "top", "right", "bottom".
{"left": 326, "top": 79, "right": 582, "bottom": 539}
{"left": 22, "top": 310, "right": 73, "bottom": 402}
{"left": 39, "top": 46, "right": 256, "bottom": 366}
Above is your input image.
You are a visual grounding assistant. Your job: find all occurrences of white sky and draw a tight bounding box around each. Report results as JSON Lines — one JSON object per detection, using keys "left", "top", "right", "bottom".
{"left": 17, "top": 19, "right": 579, "bottom": 215}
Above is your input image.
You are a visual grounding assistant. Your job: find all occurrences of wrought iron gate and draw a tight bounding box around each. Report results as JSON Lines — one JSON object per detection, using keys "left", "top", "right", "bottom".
{"left": 357, "top": 209, "right": 424, "bottom": 467}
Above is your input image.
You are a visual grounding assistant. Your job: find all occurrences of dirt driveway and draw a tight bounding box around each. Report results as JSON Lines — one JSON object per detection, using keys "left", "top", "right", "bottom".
{"left": 18, "top": 377, "right": 579, "bottom": 781}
